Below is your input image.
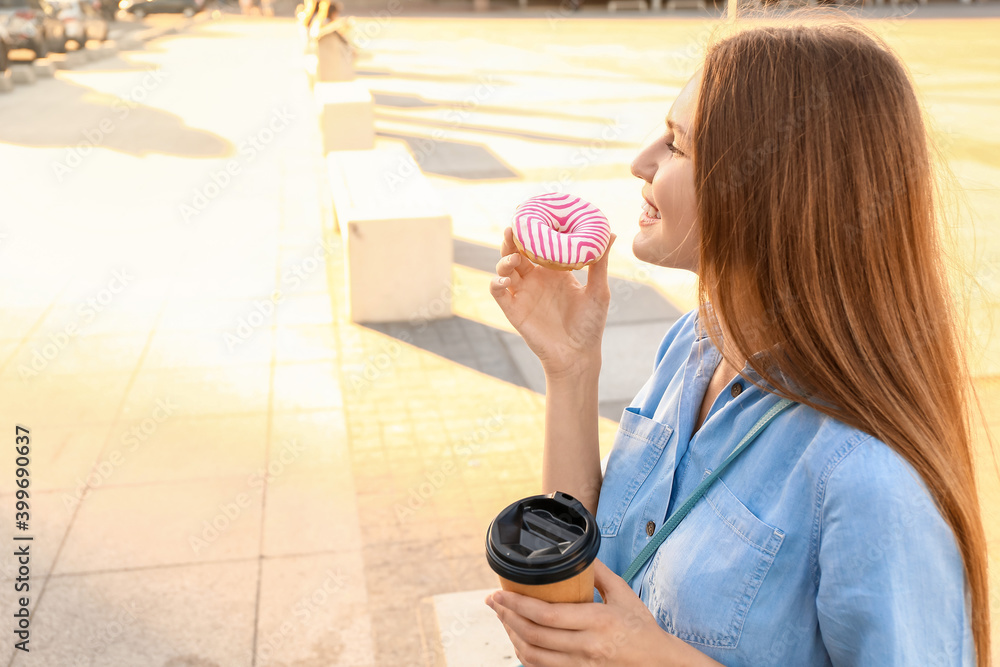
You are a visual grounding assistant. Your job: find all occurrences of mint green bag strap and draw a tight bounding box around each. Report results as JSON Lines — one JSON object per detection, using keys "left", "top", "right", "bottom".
{"left": 621, "top": 397, "right": 795, "bottom": 585}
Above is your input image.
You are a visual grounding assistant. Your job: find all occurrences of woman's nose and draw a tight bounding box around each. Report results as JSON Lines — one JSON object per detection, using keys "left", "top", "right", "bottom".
{"left": 630, "top": 147, "right": 656, "bottom": 183}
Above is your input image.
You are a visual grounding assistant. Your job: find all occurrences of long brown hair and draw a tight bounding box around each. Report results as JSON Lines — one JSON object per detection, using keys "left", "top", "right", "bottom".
{"left": 691, "top": 15, "right": 991, "bottom": 666}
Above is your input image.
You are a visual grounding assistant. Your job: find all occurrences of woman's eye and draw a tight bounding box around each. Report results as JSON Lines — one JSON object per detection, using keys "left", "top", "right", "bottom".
{"left": 666, "top": 139, "right": 683, "bottom": 156}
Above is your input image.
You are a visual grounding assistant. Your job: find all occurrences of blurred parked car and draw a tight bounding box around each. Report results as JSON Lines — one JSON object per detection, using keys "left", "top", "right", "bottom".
{"left": 0, "top": 0, "right": 66, "bottom": 59}
{"left": 119, "top": 0, "right": 199, "bottom": 18}
{"left": 51, "top": 0, "right": 106, "bottom": 47}
{"left": 90, "top": 0, "right": 113, "bottom": 19}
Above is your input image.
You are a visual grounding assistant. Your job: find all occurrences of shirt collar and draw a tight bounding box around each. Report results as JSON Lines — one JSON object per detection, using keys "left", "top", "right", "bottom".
{"left": 691, "top": 307, "right": 802, "bottom": 397}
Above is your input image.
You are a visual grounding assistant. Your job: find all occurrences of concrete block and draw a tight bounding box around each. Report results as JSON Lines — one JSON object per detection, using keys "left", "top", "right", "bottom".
{"left": 32, "top": 59, "right": 56, "bottom": 77}
{"left": 424, "top": 589, "right": 518, "bottom": 666}
{"left": 0, "top": 70, "right": 13, "bottom": 93}
{"left": 328, "top": 145, "right": 454, "bottom": 323}
{"left": 315, "top": 29, "right": 354, "bottom": 82}
{"left": 314, "top": 81, "right": 374, "bottom": 153}
{"left": 10, "top": 64, "right": 36, "bottom": 84}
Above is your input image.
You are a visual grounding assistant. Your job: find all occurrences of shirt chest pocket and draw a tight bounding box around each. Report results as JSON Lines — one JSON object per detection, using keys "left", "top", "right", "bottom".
{"left": 644, "top": 478, "right": 785, "bottom": 649}
{"left": 597, "top": 407, "right": 674, "bottom": 538}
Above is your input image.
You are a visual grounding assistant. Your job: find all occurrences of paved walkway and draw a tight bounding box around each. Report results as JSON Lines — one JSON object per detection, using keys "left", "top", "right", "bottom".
{"left": 0, "top": 11, "right": 996, "bottom": 667}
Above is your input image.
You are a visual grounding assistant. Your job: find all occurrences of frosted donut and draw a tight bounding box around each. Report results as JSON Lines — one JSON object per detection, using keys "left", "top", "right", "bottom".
{"left": 511, "top": 193, "right": 612, "bottom": 271}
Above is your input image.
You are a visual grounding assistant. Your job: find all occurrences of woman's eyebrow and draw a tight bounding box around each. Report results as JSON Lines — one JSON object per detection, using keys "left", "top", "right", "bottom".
{"left": 666, "top": 118, "right": 686, "bottom": 136}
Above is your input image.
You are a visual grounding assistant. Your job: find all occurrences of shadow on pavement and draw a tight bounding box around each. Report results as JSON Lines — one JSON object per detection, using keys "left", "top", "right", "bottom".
{"left": 0, "top": 56, "right": 231, "bottom": 158}
{"left": 366, "top": 238, "right": 684, "bottom": 421}
{"left": 378, "top": 131, "right": 519, "bottom": 179}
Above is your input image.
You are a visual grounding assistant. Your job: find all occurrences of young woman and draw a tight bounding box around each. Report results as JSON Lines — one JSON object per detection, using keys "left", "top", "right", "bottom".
{"left": 486, "top": 16, "right": 990, "bottom": 667}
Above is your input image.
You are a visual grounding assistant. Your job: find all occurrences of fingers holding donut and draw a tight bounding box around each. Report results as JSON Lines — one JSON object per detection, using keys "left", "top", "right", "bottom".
{"left": 489, "top": 273, "right": 516, "bottom": 313}
{"left": 501, "top": 227, "right": 534, "bottom": 278}
{"left": 585, "top": 233, "right": 616, "bottom": 296}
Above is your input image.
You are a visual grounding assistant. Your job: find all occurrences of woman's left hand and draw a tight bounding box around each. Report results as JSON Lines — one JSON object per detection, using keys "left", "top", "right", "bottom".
{"left": 485, "top": 559, "right": 714, "bottom": 667}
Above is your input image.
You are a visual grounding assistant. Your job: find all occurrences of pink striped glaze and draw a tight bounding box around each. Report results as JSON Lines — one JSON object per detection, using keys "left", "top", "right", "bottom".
{"left": 512, "top": 193, "right": 611, "bottom": 267}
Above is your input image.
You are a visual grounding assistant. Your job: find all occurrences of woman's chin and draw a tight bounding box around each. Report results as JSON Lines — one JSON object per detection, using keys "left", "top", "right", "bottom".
{"left": 632, "top": 231, "right": 665, "bottom": 266}
{"left": 632, "top": 233, "right": 692, "bottom": 271}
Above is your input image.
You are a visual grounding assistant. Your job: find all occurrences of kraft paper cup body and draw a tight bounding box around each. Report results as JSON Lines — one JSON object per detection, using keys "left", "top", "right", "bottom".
{"left": 486, "top": 491, "right": 600, "bottom": 604}
{"left": 497, "top": 564, "right": 595, "bottom": 603}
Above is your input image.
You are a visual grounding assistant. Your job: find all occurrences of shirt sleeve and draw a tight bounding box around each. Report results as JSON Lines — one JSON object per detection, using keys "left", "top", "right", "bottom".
{"left": 815, "top": 437, "right": 974, "bottom": 667}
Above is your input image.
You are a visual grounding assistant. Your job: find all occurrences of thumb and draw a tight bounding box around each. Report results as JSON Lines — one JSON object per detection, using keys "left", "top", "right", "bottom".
{"left": 592, "top": 558, "right": 629, "bottom": 603}
{"left": 586, "top": 233, "right": 616, "bottom": 292}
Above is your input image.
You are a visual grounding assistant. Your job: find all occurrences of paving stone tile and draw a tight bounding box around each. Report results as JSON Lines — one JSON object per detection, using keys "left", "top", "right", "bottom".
{"left": 94, "top": 414, "right": 269, "bottom": 487}
{"left": 273, "top": 324, "right": 338, "bottom": 364}
{"left": 3, "top": 560, "right": 258, "bottom": 667}
{"left": 0, "top": 372, "right": 133, "bottom": 425}
{"left": 256, "top": 551, "right": 374, "bottom": 667}
{"left": 272, "top": 362, "right": 343, "bottom": 413}
{"left": 54, "top": 478, "right": 262, "bottom": 574}
{"left": 262, "top": 469, "right": 361, "bottom": 557}
{"left": 269, "top": 409, "right": 350, "bottom": 468}
{"left": 157, "top": 297, "right": 277, "bottom": 333}
{"left": 120, "top": 365, "right": 271, "bottom": 420}
{"left": 143, "top": 328, "right": 273, "bottom": 369}
{"left": 274, "top": 294, "right": 336, "bottom": 327}
{"left": 5, "top": 333, "right": 149, "bottom": 376}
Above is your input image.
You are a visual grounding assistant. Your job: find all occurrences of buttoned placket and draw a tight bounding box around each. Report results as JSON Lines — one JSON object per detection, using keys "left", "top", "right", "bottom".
{"left": 630, "top": 333, "right": 723, "bottom": 594}
{"left": 631, "top": 329, "right": 771, "bottom": 599}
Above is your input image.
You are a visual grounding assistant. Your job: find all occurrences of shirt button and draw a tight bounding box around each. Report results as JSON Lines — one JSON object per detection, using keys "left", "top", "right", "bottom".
{"left": 646, "top": 521, "right": 656, "bottom": 536}
{"left": 730, "top": 382, "right": 744, "bottom": 398}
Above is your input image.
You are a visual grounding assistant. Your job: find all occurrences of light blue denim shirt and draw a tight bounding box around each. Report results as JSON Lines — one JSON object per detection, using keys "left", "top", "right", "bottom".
{"left": 595, "top": 309, "right": 973, "bottom": 666}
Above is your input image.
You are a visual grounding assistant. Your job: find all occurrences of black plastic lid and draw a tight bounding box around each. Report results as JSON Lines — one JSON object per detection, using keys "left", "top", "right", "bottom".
{"left": 485, "top": 491, "right": 601, "bottom": 585}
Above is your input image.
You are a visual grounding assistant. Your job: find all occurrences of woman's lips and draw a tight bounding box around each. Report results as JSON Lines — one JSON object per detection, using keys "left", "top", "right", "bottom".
{"left": 639, "top": 199, "right": 661, "bottom": 227}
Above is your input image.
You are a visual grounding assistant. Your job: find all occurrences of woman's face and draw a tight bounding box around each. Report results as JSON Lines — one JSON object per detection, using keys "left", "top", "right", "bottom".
{"left": 630, "top": 70, "right": 702, "bottom": 273}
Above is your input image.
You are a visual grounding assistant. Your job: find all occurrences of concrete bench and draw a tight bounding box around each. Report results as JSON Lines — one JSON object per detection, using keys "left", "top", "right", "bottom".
{"left": 327, "top": 144, "right": 453, "bottom": 324}
{"left": 315, "top": 27, "right": 355, "bottom": 82}
{"left": 305, "top": 27, "right": 355, "bottom": 87}
{"left": 314, "top": 81, "right": 374, "bottom": 153}
{"left": 421, "top": 589, "right": 519, "bottom": 667}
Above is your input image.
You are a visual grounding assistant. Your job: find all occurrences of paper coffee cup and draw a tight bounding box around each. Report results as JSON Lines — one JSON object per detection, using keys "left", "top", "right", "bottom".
{"left": 485, "top": 491, "right": 600, "bottom": 604}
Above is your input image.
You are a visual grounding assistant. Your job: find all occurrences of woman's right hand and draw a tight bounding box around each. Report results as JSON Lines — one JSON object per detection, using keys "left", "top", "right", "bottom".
{"left": 490, "top": 227, "right": 616, "bottom": 379}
